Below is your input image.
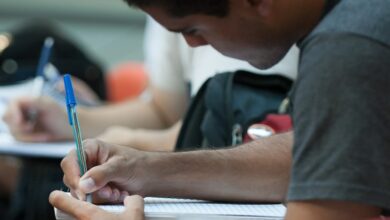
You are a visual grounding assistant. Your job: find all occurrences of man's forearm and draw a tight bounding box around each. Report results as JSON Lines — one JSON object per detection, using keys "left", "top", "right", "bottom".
{"left": 140, "top": 132, "right": 292, "bottom": 202}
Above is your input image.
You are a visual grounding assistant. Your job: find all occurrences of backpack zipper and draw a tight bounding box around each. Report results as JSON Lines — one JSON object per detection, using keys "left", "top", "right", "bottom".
{"left": 232, "top": 123, "right": 243, "bottom": 146}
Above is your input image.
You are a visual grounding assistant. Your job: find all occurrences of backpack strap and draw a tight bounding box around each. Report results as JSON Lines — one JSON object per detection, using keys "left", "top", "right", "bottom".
{"left": 225, "top": 72, "right": 236, "bottom": 142}
{"left": 175, "top": 78, "right": 211, "bottom": 151}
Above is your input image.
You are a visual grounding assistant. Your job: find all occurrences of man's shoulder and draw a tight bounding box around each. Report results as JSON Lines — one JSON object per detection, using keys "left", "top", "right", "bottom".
{"left": 297, "top": 0, "right": 390, "bottom": 79}
{"left": 304, "top": 0, "right": 390, "bottom": 48}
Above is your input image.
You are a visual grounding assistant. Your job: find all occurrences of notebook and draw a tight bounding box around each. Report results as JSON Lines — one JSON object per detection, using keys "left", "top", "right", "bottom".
{"left": 55, "top": 197, "right": 286, "bottom": 220}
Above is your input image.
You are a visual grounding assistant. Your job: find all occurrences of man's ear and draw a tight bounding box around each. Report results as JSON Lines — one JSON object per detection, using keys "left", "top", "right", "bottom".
{"left": 247, "top": 0, "right": 274, "bottom": 16}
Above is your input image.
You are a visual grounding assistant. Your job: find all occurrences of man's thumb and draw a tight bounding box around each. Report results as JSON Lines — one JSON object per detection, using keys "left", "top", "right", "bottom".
{"left": 123, "top": 195, "right": 144, "bottom": 220}
{"left": 78, "top": 164, "right": 116, "bottom": 193}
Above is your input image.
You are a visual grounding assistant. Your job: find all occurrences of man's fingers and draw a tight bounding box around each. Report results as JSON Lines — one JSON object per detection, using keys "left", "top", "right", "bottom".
{"left": 70, "top": 190, "right": 78, "bottom": 199}
{"left": 61, "top": 150, "right": 82, "bottom": 196}
{"left": 62, "top": 139, "right": 125, "bottom": 202}
{"left": 78, "top": 140, "right": 116, "bottom": 194}
{"left": 49, "top": 191, "right": 144, "bottom": 220}
{"left": 92, "top": 186, "right": 128, "bottom": 204}
{"left": 83, "top": 139, "right": 110, "bottom": 166}
{"left": 124, "top": 195, "right": 144, "bottom": 209}
{"left": 123, "top": 195, "right": 144, "bottom": 220}
{"left": 96, "top": 132, "right": 110, "bottom": 143}
{"left": 78, "top": 163, "right": 117, "bottom": 194}
{"left": 49, "top": 190, "right": 94, "bottom": 220}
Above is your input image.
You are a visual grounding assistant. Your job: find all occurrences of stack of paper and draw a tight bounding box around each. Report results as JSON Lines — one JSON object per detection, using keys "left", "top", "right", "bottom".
{"left": 0, "top": 133, "right": 73, "bottom": 158}
{"left": 56, "top": 197, "right": 286, "bottom": 220}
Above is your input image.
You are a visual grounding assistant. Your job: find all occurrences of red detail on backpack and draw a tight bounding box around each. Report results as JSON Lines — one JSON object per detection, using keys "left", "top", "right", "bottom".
{"left": 244, "top": 114, "right": 292, "bottom": 142}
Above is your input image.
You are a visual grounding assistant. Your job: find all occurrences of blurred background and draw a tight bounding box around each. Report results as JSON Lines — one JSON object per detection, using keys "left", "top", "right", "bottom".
{"left": 0, "top": 0, "right": 146, "bottom": 71}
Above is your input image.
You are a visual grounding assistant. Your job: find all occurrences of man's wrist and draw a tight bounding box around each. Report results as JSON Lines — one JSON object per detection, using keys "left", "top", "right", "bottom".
{"left": 133, "top": 151, "right": 173, "bottom": 197}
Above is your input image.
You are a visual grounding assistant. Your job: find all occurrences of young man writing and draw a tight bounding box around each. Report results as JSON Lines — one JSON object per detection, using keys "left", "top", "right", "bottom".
{"left": 50, "top": 0, "right": 390, "bottom": 219}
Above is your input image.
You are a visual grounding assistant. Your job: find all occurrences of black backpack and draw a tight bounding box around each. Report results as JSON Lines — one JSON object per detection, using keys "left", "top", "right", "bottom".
{"left": 175, "top": 70, "right": 293, "bottom": 151}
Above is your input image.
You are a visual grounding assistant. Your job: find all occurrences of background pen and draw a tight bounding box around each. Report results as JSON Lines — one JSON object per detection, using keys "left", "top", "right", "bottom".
{"left": 28, "top": 37, "right": 55, "bottom": 123}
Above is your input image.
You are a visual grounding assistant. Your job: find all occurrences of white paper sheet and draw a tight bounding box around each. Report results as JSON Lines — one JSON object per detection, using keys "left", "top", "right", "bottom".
{"left": 56, "top": 197, "right": 286, "bottom": 220}
{"left": 0, "top": 133, "right": 74, "bottom": 158}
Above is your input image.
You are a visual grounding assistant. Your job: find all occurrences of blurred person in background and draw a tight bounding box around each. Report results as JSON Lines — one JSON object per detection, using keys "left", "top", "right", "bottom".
{"left": 0, "top": 21, "right": 106, "bottom": 220}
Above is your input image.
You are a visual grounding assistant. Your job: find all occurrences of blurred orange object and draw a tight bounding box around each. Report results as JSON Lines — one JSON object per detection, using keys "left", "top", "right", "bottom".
{"left": 107, "top": 62, "right": 148, "bottom": 102}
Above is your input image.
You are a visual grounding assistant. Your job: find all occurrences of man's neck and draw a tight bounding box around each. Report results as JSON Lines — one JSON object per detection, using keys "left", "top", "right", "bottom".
{"left": 277, "top": 0, "right": 326, "bottom": 44}
{"left": 297, "top": 0, "right": 326, "bottom": 39}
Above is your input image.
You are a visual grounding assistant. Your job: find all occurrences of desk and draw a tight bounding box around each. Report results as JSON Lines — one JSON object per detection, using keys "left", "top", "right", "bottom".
{"left": 6, "top": 158, "right": 64, "bottom": 220}
{"left": 0, "top": 133, "right": 71, "bottom": 219}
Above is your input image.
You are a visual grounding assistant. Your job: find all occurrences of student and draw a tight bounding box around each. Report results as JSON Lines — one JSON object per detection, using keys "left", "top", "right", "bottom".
{"left": 3, "top": 18, "right": 298, "bottom": 150}
{"left": 50, "top": 0, "right": 390, "bottom": 219}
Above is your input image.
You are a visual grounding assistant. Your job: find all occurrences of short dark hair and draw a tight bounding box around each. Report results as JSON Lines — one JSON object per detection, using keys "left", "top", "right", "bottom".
{"left": 124, "top": 0, "right": 229, "bottom": 17}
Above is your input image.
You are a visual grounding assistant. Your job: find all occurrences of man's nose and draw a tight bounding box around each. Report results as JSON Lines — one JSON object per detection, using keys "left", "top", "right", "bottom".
{"left": 183, "top": 35, "right": 208, "bottom": 47}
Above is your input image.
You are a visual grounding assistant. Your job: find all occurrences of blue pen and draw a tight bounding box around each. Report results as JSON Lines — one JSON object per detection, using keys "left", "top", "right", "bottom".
{"left": 29, "top": 37, "right": 55, "bottom": 123}
{"left": 32, "top": 37, "right": 55, "bottom": 97}
{"left": 36, "top": 37, "right": 54, "bottom": 78}
{"left": 64, "top": 74, "right": 92, "bottom": 202}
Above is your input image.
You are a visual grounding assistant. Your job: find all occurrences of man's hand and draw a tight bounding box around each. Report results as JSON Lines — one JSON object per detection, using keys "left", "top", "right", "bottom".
{"left": 61, "top": 139, "right": 152, "bottom": 203}
{"left": 62, "top": 133, "right": 292, "bottom": 203}
{"left": 49, "top": 190, "right": 144, "bottom": 220}
{"left": 3, "top": 96, "right": 71, "bottom": 142}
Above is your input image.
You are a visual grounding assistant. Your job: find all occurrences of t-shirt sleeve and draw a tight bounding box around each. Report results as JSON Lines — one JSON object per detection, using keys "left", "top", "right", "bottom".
{"left": 288, "top": 33, "right": 390, "bottom": 209}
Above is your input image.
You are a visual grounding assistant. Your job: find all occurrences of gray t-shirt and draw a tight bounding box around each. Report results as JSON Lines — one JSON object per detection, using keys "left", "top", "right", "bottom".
{"left": 288, "top": 0, "right": 390, "bottom": 209}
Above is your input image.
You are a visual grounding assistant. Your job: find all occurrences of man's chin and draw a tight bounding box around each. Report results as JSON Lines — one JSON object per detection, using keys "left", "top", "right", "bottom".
{"left": 248, "top": 49, "right": 290, "bottom": 70}
{"left": 248, "top": 59, "right": 277, "bottom": 70}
